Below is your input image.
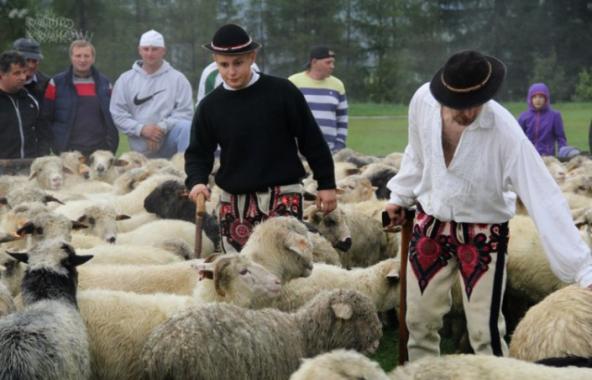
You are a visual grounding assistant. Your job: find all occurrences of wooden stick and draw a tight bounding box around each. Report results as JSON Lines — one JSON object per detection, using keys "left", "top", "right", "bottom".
{"left": 193, "top": 193, "right": 206, "bottom": 259}
{"left": 398, "top": 208, "right": 415, "bottom": 365}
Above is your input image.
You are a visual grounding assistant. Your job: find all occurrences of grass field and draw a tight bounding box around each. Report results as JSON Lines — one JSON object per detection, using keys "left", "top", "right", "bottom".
{"left": 117, "top": 101, "right": 592, "bottom": 157}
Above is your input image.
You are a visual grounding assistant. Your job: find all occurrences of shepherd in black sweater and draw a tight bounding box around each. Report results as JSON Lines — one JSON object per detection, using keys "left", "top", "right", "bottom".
{"left": 185, "top": 24, "right": 336, "bottom": 252}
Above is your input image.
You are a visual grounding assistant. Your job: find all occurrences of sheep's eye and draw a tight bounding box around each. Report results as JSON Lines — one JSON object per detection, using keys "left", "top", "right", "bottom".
{"left": 88, "top": 217, "right": 96, "bottom": 225}
{"left": 239, "top": 269, "right": 249, "bottom": 275}
{"left": 324, "top": 219, "right": 336, "bottom": 227}
{"left": 35, "top": 227, "right": 44, "bottom": 235}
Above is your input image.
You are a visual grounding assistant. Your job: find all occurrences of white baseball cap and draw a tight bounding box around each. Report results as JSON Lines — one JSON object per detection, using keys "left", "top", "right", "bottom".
{"left": 139, "top": 30, "right": 165, "bottom": 48}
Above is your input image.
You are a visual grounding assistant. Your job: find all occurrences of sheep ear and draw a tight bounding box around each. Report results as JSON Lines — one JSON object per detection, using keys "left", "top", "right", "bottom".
{"left": 28, "top": 170, "right": 38, "bottom": 180}
{"left": 335, "top": 187, "right": 345, "bottom": 195}
{"left": 6, "top": 252, "right": 29, "bottom": 264}
{"left": 77, "top": 215, "right": 88, "bottom": 223}
{"left": 116, "top": 214, "right": 131, "bottom": 221}
{"left": 70, "top": 255, "right": 93, "bottom": 266}
{"left": 0, "top": 197, "right": 7, "bottom": 206}
{"left": 177, "top": 190, "right": 189, "bottom": 198}
{"left": 63, "top": 166, "right": 74, "bottom": 175}
{"left": 71, "top": 220, "right": 88, "bottom": 230}
{"left": 331, "top": 302, "right": 353, "bottom": 320}
{"left": 191, "top": 262, "right": 215, "bottom": 280}
{"left": 345, "top": 168, "right": 360, "bottom": 176}
{"left": 386, "top": 268, "right": 400, "bottom": 285}
{"left": 43, "top": 195, "right": 64, "bottom": 205}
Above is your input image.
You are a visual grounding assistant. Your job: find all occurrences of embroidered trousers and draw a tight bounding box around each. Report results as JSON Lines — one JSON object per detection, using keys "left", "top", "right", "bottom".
{"left": 218, "top": 183, "right": 303, "bottom": 253}
{"left": 406, "top": 206, "right": 509, "bottom": 360}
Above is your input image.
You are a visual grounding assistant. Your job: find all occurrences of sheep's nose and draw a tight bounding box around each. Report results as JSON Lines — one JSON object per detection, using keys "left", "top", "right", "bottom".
{"left": 107, "top": 236, "right": 116, "bottom": 244}
{"left": 335, "top": 237, "right": 352, "bottom": 252}
{"left": 97, "top": 166, "right": 105, "bottom": 173}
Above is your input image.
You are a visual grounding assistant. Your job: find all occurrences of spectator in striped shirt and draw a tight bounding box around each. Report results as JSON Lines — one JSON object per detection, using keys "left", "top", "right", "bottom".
{"left": 40, "top": 40, "right": 118, "bottom": 155}
{"left": 289, "top": 46, "right": 348, "bottom": 153}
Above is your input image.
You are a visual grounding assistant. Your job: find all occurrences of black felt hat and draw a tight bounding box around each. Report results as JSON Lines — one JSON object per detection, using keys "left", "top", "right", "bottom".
{"left": 430, "top": 50, "right": 506, "bottom": 109}
{"left": 203, "top": 24, "right": 261, "bottom": 55}
{"left": 12, "top": 38, "right": 43, "bottom": 60}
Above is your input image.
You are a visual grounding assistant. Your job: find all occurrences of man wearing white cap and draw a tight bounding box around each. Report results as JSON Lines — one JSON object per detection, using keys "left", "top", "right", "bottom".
{"left": 110, "top": 29, "right": 193, "bottom": 158}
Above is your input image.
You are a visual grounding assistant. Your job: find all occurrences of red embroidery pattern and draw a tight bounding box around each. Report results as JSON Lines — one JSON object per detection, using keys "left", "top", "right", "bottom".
{"left": 409, "top": 207, "right": 508, "bottom": 299}
{"left": 219, "top": 187, "right": 302, "bottom": 252}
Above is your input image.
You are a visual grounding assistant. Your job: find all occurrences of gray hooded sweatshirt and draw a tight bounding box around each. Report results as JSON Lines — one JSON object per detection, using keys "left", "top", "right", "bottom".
{"left": 110, "top": 60, "right": 193, "bottom": 152}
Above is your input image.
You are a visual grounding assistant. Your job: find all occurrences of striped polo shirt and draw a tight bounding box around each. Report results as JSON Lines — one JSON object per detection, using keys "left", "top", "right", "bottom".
{"left": 288, "top": 71, "right": 348, "bottom": 151}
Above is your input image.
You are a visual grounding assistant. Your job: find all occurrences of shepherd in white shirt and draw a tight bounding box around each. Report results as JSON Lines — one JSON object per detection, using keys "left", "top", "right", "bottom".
{"left": 384, "top": 50, "right": 592, "bottom": 361}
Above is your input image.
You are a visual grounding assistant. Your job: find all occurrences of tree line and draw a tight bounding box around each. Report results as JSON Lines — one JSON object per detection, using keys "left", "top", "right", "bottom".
{"left": 2, "top": 0, "right": 592, "bottom": 103}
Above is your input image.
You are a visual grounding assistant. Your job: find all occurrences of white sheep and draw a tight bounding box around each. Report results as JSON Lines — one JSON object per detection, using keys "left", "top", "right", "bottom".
{"left": 308, "top": 230, "right": 342, "bottom": 266}
{"left": 0, "top": 239, "right": 93, "bottom": 380}
{"left": 389, "top": 353, "right": 592, "bottom": 380}
{"left": 336, "top": 174, "right": 377, "bottom": 203}
{"left": 77, "top": 216, "right": 315, "bottom": 293}
{"left": 88, "top": 150, "right": 127, "bottom": 184}
{"left": 57, "top": 203, "right": 130, "bottom": 244}
{"left": 111, "top": 167, "right": 151, "bottom": 194}
{"left": 140, "top": 289, "right": 382, "bottom": 380}
{"left": 290, "top": 349, "right": 390, "bottom": 380}
{"left": 304, "top": 205, "right": 390, "bottom": 268}
{"left": 271, "top": 258, "right": 400, "bottom": 313}
{"left": 509, "top": 285, "right": 592, "bottom": 361}
{"left": 29, "top": 155, "right": 68, "bottom": 190}
{"left": 117, "top": 151, "right": 149, "bottom": 174}
{"left": 79, "top": 253, "right": 281, "bottom": 380}
{"left": 77, "top": 243, "right": 183, "bottom": 266}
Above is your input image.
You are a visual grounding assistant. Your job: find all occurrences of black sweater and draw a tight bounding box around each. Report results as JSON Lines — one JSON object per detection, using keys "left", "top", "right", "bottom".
{"left": 0, "top": 88, "right": 40, "bottom": 158}
{"left": 185, "top": 73, "right": 335, "bottom": 194}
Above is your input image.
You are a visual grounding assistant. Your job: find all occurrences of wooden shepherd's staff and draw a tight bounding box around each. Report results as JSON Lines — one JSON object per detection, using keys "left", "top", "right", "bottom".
{"left": 398, "top": 208, "right": 415, "bottom": 365}
{"left": 193, "top": 193, "right": 206, "bottom": 259}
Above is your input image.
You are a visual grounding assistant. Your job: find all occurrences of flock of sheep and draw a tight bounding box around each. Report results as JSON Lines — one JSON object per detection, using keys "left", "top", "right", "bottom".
{"left": 0, "top": 147, "right": 591, "bottom": 379}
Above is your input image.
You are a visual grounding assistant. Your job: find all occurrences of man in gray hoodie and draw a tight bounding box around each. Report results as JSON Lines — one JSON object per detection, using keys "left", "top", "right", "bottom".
{"left": 110, "top": 29, "right": 193, "bottom": 158}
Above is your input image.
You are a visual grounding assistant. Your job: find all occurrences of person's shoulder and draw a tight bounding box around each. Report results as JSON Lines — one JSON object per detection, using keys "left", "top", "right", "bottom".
{"left": 327, "top": 75, "right": 346, "bottom": 93}
{"left": 288, "top": 71, "right": 306, "bottom": 82}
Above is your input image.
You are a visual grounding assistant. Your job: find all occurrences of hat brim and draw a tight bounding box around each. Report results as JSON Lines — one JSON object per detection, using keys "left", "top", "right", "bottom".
{"left": 430, "top": 55, "right": 506, "bottom": 109}
{"left": 202, "top": 42, "right": 261, "bottom": 55}
{"left": 19, "top": 51, "right": 43, "bottom": 61}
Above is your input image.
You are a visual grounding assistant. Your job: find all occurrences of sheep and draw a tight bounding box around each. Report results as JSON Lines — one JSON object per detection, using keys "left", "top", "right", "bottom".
{"left": 79, "top": 253, "right": 282, "bottom": 380}
{"left": 359, "top": 162, "right": 398, "bottom": 199}
{"left": 88, "top": 150, "right": 127, "bottom": 183}
{"left": 0, "top": 239, "right": 92, "bottom": 380}
{"left": 271, "top": 258, "right": 400, "bottom": 313}
{"left": 77, "top": 244, "right": 184, "bottom": 266}
{"left": 12, "top": 210, "right": 88, "bottom": 249}
{"left": 115, "top": 219, "right": 215, "bottom": 255}
{"left": 0, "top": 251, "right": 27, "bottom": 297}
{"left": 308, "top": 229, "right": 342, "bottom": 266}
{"left": 388, "top": 354, "right": 592, "bottom": 380}
{"left": 54, "top": 173, "right": 180, "bottom": 217}
{"left": 289, "top": 349, "right": 390, "bottom": 380}
{"left": 0, "top": 175, "right": 29, "bottom": 197}
{"left": 3, "top": 185, "right": 63, "bottom": 209}
{"left": 336, "top": 174, "right": 377, "bottom": 203}
{"left": 117, "top": 151, "right": 148, "bottom": 173}
{"left": 56, "top": 203, "right": 130, "bottom": 244}
{"left": 77, "top": 216, "right": 315, "bottom": 294}
{"left": 561, "top": 174, "right": 592, "bottom": 197}
{"left": 140, "top": 289, "right": 382, "bottom": 380}
{"left": 29, "top": 155, "right": 69, "bottom": 190}
{"left": 509, "top": 285, "right": 592, "bottom": 361}
{"left": 240, "top": 216, "right": 314, "bottom": 283}
{"left": 143, "top": 179, "right": 221, "bottom": 249}
{"left": 304, "top": 205, "right": 390, "bottom": 268}
{"left": 111, "top": 167, "right": 151, "bottom": 194}
{"left": 170, "top": 151, "right": 185, "bottom": 172}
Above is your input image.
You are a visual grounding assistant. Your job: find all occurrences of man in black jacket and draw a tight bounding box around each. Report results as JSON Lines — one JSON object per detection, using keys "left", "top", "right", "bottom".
{"left": 12, "top": 38, "right": 49, "bottom": 105}
{"left": 185, "top": 24, "right": 337, "bottom": 252}
{"left": 0, "top": 50, "right": 43, "bottom": 159}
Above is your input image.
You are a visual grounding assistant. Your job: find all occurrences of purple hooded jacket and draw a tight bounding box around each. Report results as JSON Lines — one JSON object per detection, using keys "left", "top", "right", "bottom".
{"left": 518, "top": 83, "right": 567, "bottom": 156}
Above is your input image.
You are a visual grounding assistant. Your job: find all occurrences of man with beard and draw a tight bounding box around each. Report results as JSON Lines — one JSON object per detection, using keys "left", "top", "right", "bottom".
{"left": 384, "top": 50, "right": 592, "bottom": 361}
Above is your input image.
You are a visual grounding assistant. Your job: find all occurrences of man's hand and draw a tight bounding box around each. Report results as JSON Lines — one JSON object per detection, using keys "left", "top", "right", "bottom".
{"left": 188, "top": 184, "right": 211, "bottom": 202}
{"left": 385, "top": 203, "right": 406, "bottom": 230}
{"left": 141, "top": 124, "right": 165, "bottom": 143}
{"left": 316, "top": 189, "right": 337, "bottom": 214}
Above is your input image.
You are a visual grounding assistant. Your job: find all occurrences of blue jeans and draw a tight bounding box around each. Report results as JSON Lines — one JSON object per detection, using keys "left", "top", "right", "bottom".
{"left": 129, "top": 120, "right": 191, "bottom": 159}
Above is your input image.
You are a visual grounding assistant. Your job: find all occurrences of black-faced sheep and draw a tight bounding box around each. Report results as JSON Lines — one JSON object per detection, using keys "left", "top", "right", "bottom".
{"left": 141, "top": 289, "right": 382, "bottom": 380}
{"left": 0, "top": 239, "right": 92, "bottom": 380}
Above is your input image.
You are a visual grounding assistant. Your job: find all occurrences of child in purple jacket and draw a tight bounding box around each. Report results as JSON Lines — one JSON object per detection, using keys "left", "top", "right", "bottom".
{"left": 518, "top": 83, "right": 568, "bottom": 157}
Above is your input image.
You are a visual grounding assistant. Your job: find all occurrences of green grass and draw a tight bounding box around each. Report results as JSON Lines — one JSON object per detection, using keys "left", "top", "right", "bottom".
{"left": 348, "top": 101, "right": 592, "bottom": 156}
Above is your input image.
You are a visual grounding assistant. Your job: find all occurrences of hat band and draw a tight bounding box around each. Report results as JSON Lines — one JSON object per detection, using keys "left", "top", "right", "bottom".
{"left": 211, "top": 38, "right": 253, "bottom": 52}
{"left": 440, "top": 61, "right": 492, "bottom": 93}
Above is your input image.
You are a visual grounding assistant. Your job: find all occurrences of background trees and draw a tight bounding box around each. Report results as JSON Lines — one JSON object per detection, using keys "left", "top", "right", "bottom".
{"left": 1, "top": 0, "right": 592, "bottom": 103}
